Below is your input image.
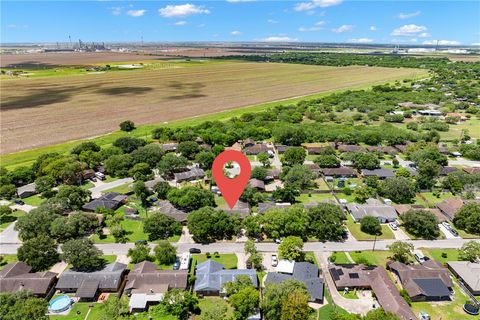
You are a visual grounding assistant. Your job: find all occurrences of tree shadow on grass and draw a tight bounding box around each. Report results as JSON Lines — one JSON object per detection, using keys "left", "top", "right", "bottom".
{"left": 163, "top": 81, "right": 207, "bottom": 100}
{"left": 96, "top": 86, "right": 153, "bottom": 96}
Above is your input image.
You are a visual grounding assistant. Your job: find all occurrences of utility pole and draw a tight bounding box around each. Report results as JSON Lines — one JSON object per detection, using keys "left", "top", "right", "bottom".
{"left": 372, "top": 233, "right": 378, "bottom": 252}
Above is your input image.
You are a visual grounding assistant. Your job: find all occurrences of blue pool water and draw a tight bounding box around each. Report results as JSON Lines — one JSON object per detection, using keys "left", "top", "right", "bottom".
{"left": 49, "top": 295, "right": 73, "bottom": 313}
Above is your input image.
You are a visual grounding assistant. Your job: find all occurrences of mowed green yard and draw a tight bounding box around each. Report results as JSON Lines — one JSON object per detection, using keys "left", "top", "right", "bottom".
{"left": 0, "top": 61, "right": 426, "bottom": 169}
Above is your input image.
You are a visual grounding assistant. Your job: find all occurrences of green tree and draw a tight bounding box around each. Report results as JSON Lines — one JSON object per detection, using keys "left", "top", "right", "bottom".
{"left": 261, "top": 205, "right": 308, "bottom": 239}
{"left": 195, "top": 151, "right": 215, "bottom": 170}
{"left": 230, "top": 286, "right": 259, "bottom": 320}
{"left": 272, "top": 186, "right": 300, "bottom": 203}
{"left": 379, "top": 177, "right": 416, "bottom": 204}
{"left": 15, "top": 209, "right": 59, "bottom": 241}
{"left": 178, "top": 141, "right": 200, "bottom": 160}
{"left": 458, "top": 240, "right": 480, "bottom": 262}
{"left": 71, "top": 141, "right": 101, "bottom": 155}
{"left": 61, "top": 238, "right": 105, "bottom": 271}
{"left": 154, "top": 240, "right": 177, "bottom": 265}
{"left": 188, "top": 207, "right": 241, "bottom": 243}
{"left": 167, "top": 186, "right": 215, "bottom": 212}
{"left": 131, "top": 144, "right": 165, "bottom": 167}
{"left": 360, "top": 216, "right": 382, "bottom": 236}
{"left": 54, "top": 185, "right": 91, "bottom": 210}
{"left": 278, "top": 236, "right": 304, "bottom": 261}
{"left": 0, "top": 206, "right": 13, "bottom": 224}
{"left": 143, "top": 213, "right": 182, "bottom": 241}
{"left": 274, "top": 126, "right": 306, "bottom": 146}
{"left": 133, "top": 181, "right": 151, "bottom": 207}
{"left": 313, "top": 154, "right": 340, "bottom": 168}
{"left": 354, "top": 186, "right": 375, "bottom": 203}
{"left": 257, "top": 152, "right": 271, "bottom": 167}
{"left": 352, "top": 153, "right": 380, "bottom": 170}
{"left": 224, "top": 275, "right": 254, "bottom": 296}
{"left": 282, "top": 147, "right": 306, "bottom": 167}
{"left": 307, "top": 204, "right": 345, "bottom": 242}
{"left": 387, "top": 241, "right": 413, "bottom": 264}
{"left": 8, "top": 166, "right": 35, "bottom": 187}
{"left": 156, "top": 289, "right": 199, "bottom": 320}
{"left": 97, "top": 295, "right": 132, "bottom": 320}
{"left": 251, "top": 167, "right": 268, "bottom": 181}
{"left": 158, "top": 153, "right": 189, "bottom": 177}
{"left": 129, "top": 163, "right": 153, "bottom": 181}
{"left": 34, "top": 175, "right": 56, "bottom": 197}
{"left": 282, "top": 165, "right": 316, "bottom": 189}
{"left": 119, "top": 120, "right": 135, "bottom": 132}
{"left": 127, "top": 242, "right": 152, "bottom": 264}
{"left": 262, "top": 280, "right": 309, "bottom": 320}
{"left": 113, "top": 136, "right": 146, "bottom": 153}
{"left": 154, "top": 181, "right": 173, "bottom": 200}
{"left": 416, "top": 159, "right": 440, "bottom": 190}
{"left": 17, "top": 235, "right": 59, "bottom": 271}
{"left": 364, "top": 308, "right": 400, "bottom": 320}
{"left": 453, "top": 203, "right": 480, "bottom": 235}
{"left": 105, "top": 154, "right": 133, "bottom": 177}
{"left": 0, "top": 184, "right": 16, "bottom": 199}
{"left": 0, "top": 291, "right": 48, "bottom": 320}
{"left": 401, "top": 210, "right": 440, "bottom": 239}
{"left": 280, "top": 290, "right": 311, "bottom": 320}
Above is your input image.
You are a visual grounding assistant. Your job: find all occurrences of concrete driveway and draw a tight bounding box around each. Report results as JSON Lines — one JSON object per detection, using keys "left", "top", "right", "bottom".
{"left": 0, "top": 222, "right": 20, "bottom": 244}
{"left": 438, "top": 224, "right": 461, "bottom": 239}
{"left": 88, "top": 178, "right": 133, "bottom": 198}
{"left": 389, "top": 224, "right": 411, "bottom": 240}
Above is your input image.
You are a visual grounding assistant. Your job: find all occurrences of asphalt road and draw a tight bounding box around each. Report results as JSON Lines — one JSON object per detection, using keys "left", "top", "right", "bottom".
{"left": 1, "top": 238, "right": 478, "bottom": 255}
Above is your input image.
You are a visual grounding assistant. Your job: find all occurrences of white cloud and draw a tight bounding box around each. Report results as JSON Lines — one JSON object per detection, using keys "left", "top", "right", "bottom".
{"left": 410, "top": 38, "right": 418, "bottom": 42}
{"left": 226, "top": 0, "right": 255, "bottom": 2}
{"left": 111, "top": 7, "right": 122, "bottom": 15}
{"left": 267, "top": 19, "right": 278, "bottom": 24}
{"left": 7, "top": 24, "right": 29, "bottom": 29}
{"left": 159, "top": 4, "right": 210, "bottom": 18}
{"left": 174, "top": 21, "right": 187, "bottom": 26}
{"left": 398, "top": 11, "right": 421, "bottom": 19}
{"left": 423, "top": 40, "right": 461, "bottom": 45}
{"left": 315, "top": 21, "right": 326, "bottom": 26}
{"left": 230, "top": 30, "right": 242, "bottom": 35}
{"left": 299, "top": 26, "right": 322, "bottom": 32}
{"left": 349, "top": 38, "right": 373, "bottom": 43}
{"left": 260, "top": 36, "right": 298, "bottom": 42}
{"left": 391, "top": 24, "right": 427, "bottom": 36}
{"left": 127, "top": 9, "right": 146, "bottom": 17}
{"left": 417, "top": 32, "right": 430, "bottom": 38}
{"left": 331, "top": 24, "right": 353, "bottom": 33}
{"left": 294, "top": 0, "right": 342, "bottom": 12}
{"left": 472, "top": 43, "right": 480, "bottom": 46}
{"left": 369, "top": 26, "right": 377, "bottom": 31}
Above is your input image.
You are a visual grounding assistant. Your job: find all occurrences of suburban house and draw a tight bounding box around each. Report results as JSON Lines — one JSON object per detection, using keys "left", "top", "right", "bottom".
{"left": 193, "top": 260, "right": 258, "bottom": 296}
{"left": 226, "top": 141, "right": 243, "bottom": 152}
{"left": 243, "top": 138, "right": 255, "bottom": 148}
{"left": 361, "top": 168, "right": 395, "bottom": 179}
{"left": 305, "top": 163, "right": 321, "bottom": 176}
{"left": 447, "top": 262, "right": 480, "bottom": 295}
{"left": 266, "top": 168, "right": 281, "bottom": 180}
{"left": 82, "top": 169, "right": 96, "bottom": 181}
{"left": 346, "top": 199, "right": 398, "bottom": 223}
{"left": 82, "top": 192, "right": 128, "bottom": 212}
{"left": 174, "top": 168, "right": 205, "bottom": 183}
{"left": 153, "top": 200, "right": 188, "bottom": 224}
{"left": 265, "top": 261, "right": 324, "bottom": 303}
{"left": 394, "top": 205, "right": 447, "bottom": 222}
{"left": 463, "top": 167, "right": 480, "bottom": 175}
{"left": 329, "top": 264, "right": 416, "bottom": 320}
{"left": 223, "top": 201, "right": 251, "bottom": 218}
{"left": 16, "top": 183, "right": 37, "bottom": 198}
{"left": 124, "top": 261, "right": 188, "bottom": 312}
{"left": 249, "top": 178, "right": 266, "bottom": 191}
{"left": 337, "top": 145, "right": 366, "bottom": 153}
{"left": 388, "top": 260, "right": 453, "bottom": 301}
{"left": 160, "top": 143, "right": 178, "bottom": 152}
{"left": 321, "top": 167, "right": 357, "bottom": 178}
{"left": 144, "top": 176, "right": 165, "bottom": 190}
{"left": 440, "top": 166, "right": 459, "bottom": 176}
{"left": 436, "top": 198, "right": 465, "bottom": 220}
{"left": 366, "top": 146, "right": 397, "bottom": 155}
{"left": 275, "top": 145, "right": 291, "bottom": 154}
{"left": 0, "top": 262, "right": 57, "bottom": 298}
{"left": 257, "top": 202, "right": 291, "bottom": 214}
{"left": 56, "top": 262, "right": 127, "bottom": 301}
{"left": 244, "top": 143, "right": 271, "bottom": 155}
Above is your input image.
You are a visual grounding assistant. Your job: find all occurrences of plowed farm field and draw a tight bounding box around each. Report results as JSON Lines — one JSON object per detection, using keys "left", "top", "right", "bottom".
{"left": 0, "top": 60, "right": 423, "bottom": 154}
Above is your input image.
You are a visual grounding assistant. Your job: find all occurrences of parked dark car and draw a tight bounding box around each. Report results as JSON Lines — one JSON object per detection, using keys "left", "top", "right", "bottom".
{"left": 173, "top": 259, "right": 180, "bottom": 270}
{"left": 13, "top": 199, "right": 25, "bottom": 205}
{"left": 189, "top": 248, "right": 201, "bottom": 254}
{"left": 135, "top": 240, "right": 148, "bottom": 245}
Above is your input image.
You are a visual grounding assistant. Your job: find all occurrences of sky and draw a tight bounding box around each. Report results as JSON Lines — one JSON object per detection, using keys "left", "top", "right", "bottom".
{"left": 1, "top": 0, "right": 479, "bottom": 45}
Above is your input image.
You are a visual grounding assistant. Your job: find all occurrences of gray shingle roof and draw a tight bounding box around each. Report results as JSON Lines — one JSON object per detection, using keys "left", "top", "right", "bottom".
{"left": 174, "top": 168, "right": 205, "bottom": 182}
{"left": 347, "top": 203, "right": 398, "bottom": 222}
{"left": 361, "top": 168, "right": 395, "bottom": 178}
{"left": 56, "top": 262, "right": 127, "bottom": 291}
{"left": 194, "top": 260, "right": 258, "bottom": 293}
{"left": 265, "top": 262, "right": 324, "bottom": 302}
{"left": 82, "top": 192, "right": 127, "bottom": 212}
{"left": 154, "top": 200, "right": 188, "bottom": 222}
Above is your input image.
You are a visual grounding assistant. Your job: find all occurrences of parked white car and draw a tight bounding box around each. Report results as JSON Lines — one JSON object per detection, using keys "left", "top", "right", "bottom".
{"left": 271, "top": 254, "right": 278, "bottom": 267}
{"left": 389, "top": 222, "right": 398, "bottom": 231}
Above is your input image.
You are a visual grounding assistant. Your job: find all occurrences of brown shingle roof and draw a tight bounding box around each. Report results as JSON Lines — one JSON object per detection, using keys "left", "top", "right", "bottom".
{"left": 125, "top": 261, "right": 187, "bottom": 295}
{"left": 0, "top": 262, "right": 57, "bottom": 296}
{"left": 436, "top": 198, "right": 464, "bottom": 220}
{"left": 463, "top": 167, "right": 480, "bottom": 175}
{"left": 337, "top": 145, "right": 366, "bottom": 153}
{"left": 321, "top": 167, "right": 356, "bottom": 177}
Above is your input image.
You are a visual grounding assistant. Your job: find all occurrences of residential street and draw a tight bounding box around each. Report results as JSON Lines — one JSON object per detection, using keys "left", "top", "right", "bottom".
{"left": 1, "top": 238, "right": 478, "bottom": 255}
{"left": 88, "top": 178, "right": 134, "bottom": 198}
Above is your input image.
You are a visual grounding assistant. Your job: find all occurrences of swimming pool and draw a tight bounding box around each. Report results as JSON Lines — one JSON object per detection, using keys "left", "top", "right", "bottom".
{"left": 49, "top": 295, "right": 73, "bottom": 313}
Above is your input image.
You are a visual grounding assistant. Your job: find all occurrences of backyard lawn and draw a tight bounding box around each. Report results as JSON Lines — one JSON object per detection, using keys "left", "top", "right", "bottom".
{"left": 411, "top": 282, "right": 476, "bottom": 320}
{"left": 421, "top": 248, "right": 461, "bottom": 264}
{"left": 101, "top": 183, "right": 132, "bottom": 195}
{"left": 318, "top": 287, "right": 350, "bottom": 320}
{"left": 49, "top": 301, "right": 92, "bottom": 320}
{"left": 419, "top": 192, "right": 457, "bottom": 207}
{"left": 334, "top": 192, "right": 357, "bottom": 204}
{"left": 194, "top": 297, "right": 235, "bottom": 320}
{"left": 296, "top": 193, "right": 336, "bottom": 204}
{"left": 345, "top": 215, "right": 395, "bottom": 241}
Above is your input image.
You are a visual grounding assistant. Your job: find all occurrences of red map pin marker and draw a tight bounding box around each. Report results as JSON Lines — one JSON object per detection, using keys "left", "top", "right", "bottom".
{"left": 212, "top": 150, "right": 251, "bottom": 209}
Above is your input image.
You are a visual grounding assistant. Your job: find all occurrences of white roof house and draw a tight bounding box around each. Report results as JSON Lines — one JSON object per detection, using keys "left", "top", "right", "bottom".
{"left": 276, "top": 260, "right": 295, "bottom": 274}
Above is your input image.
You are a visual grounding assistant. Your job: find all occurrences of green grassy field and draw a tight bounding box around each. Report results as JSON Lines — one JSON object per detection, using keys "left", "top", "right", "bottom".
{"left": 439, "top": 118, "right": 480, "bottom": 140}
{"left": 329, "top": 252, "right": 352, "bottom": 264}
{"left": 22, "top": 194, "right": 45, "bottom": 206}
{"left": 0, "top": 254, "right": 18, "bottom": 270}
{"left": 0, "top": 64, "right": 428, "bottom": 170}
{"left": 190, "top": 253, "right": 238, "bottom": 274}
{"left": 421, "top": 248, "right": 461, "bottom": 264}
{"left": 194, "top": 297, "right": 235, "bottom": 320}
{"left": 348, "top": 250, "right": 397, "bottom": 267}
{"left": 0, "top": 210, "right": 25, "bottom": 231}
{"left": 296, "top": 193, "right": 336, "bottom": 204}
